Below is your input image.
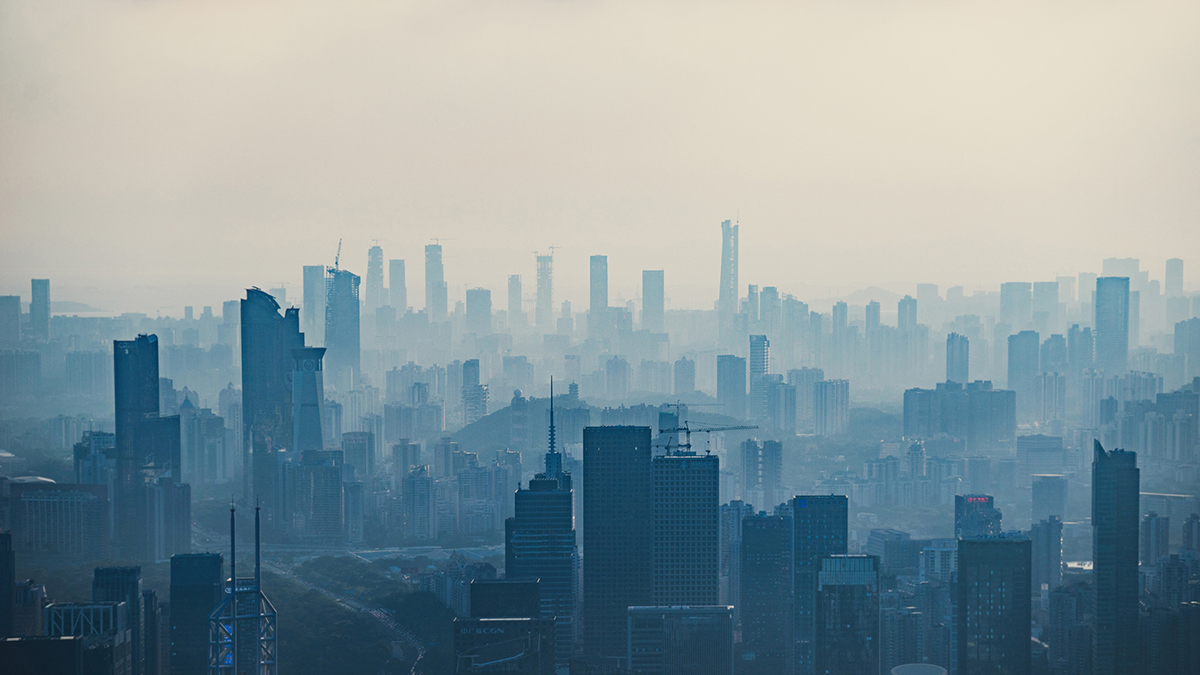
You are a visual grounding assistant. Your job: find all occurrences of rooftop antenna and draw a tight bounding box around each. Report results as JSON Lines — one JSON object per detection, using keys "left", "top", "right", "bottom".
{"left": 545, "top": 377, "right": 561, "bottom": 480}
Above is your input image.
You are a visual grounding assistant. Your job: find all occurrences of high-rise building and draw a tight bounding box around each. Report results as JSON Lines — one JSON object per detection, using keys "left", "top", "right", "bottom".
{"left": 1031, "top": 474, "right": 1068, "bottom": 523}
{"left": 749, "top": 335, "right": 770, "bottom": 422}
{"left": 507, "top": 393, "right": 578, "bottom": 669}
{"left": 739, "top": 513, "right": 794, "bottom": 675}
{"left": 465, "top": 288, "right": 492, "bottom": 336}
{"left": 424, "top": 244, "right": 447, "bottom": 321}
{"left": 29, "top": 279, "right": 49, "bottom": 342}
{"left": 169, "top": 553, "right": 223, "bottom": 675}
{"left": 1091, "top": 441, "right": 1139, "bottom": 675}
{"left": 717, "top": 355, "right": 747, "bottom": 420}
{"left": 1000, "top": 281, "right": 1032, "bottom": 331}
{"left": 792, "top": 495, "right": 848, "bottom": 675}
{"left": 1032, "top": 280, "right": 1060, "bottom": 333}
{"left": 508, "top": 275, "right": 525, "bottom": 328}
{"left": 1007, "top": 330, "right": 1040, "bottom": 423}
{"left": 1140, "top": 512, "right": 1170, "bottom": 566}
{"left": 814, "top": 555, "right": 879, "bottom": 675}
{"left": 582, "top": 426, "right": 653, "bottom": 660}
{"left": 291, "top": 347, "right": 326, "bottom": 463}
{"left": 589, "top": 254, "right": 608, "bottom": 325}
{"left": 813, "top": 380, "right": 849, "bottom": 436}
{"left": 954, "top": 494, "right": 1002, "bottom": 539}
{"left": 718, "top": 220, "right": 738, "bottom": 345}
{"left": 788, "top": 368, "right": 824, "bottom": 432}
{"left": 642, "top": 270, "right": 664, "bottom": 333}
{"left": 0, "top": 295, "right": 19, "bottom": 345}
{"left": 1164, "top": 258, "right": 1184, "bottom": 297}
{"left": 673, "top": 356, "right": 695, "bottom": 395}
{"left": 301, "top": 265, "right": 325, "bottom": 344}
{"left": 114, "top": 335, "right": 160, "bottom": 558}
{"left": 1094, "top": 277, "right": 1130, "bottom": 375}
{"left": 946, "top": 333, "right": 969, "bottom": 384}
{"left": 1030, "top": 516, "right": 1063, "bottom": 592}
{"left": 535, "top": 254, "right": 553, "bottom": 330}
{"left": 956, "top": 535, "right": 1031, "bottom": 675}
{"left": 241, "top": 289, "right": 304, "bottom": 525}
{"left": 365, "top": 245, "right": 384, "bottom": 314}
{"left": 93, "top": 567, "right": 144, "bottom": 675}
{"left": 324, "top": 267, "right": 361, "bottom": 389}
{"left": 386, "top": 259, "right": 406, "bottom": 314}
{"left": 653, "top": 452, "right": 719, "bottom": 605}
{"left": 626, "top": 605, "right": 733, "bottom": 675}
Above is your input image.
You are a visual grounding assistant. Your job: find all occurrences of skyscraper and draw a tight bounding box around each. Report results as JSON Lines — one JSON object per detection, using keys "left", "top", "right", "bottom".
{"left": 507, "top": 389, "right": 578, "bottom": 668}
{"left": 740, "top": 513, "right": 794, "bottom": 675}
{"left": 291, "top": 347, "right": 326, "bottom": 463}
{"left": 535, "top": 254, "right": 553, "bottom": 329}
{"left": 29, "top": 279, "right": 49, "bottom": 342}
{"left": 642, "top": 270, "right": 664, "bottom": 333}
{"left": 1091, "top": 441, "right": 1139, "bottom": 675}
{"left": 241, "top": 289, "right": 304, "bottom": 523}
{"left": 1094, "top": 277, "right": 1130, "bottom": 375}
{"left": 1007, "top": 330, "right": 1040, "bottom": 423}
{"left": 590, "top": 255, "right": 608, "bottom": 316}
{"left": 792, "top": 495, "right": 848, "bottom": 675}
{"left": 653, "top": 452, "right": 719, "bottom": 605}
{"left": 673, "top": 356, "right": 695, "bottom": 395}
{"left": 956, "top": 535, "right": 1031, "bottom": 675}
{"left": 389, "top": 259, "right": 407, "bottom": 312}
{"left": 114, "top": 334, "right": 161, "bottom": 558}
{"left": 465, "top": 288, "right": 492, "bottom": 336}
{"left": 1032, "top": 280, "right": 1060, "bottom": 333}
{"left": 814, "top": 555, "right": 879, "bottom": 675}
{"left": 365, "top": 244, "right": 384, "bottom": 314}
{"left": 170, "top": 553, "right": 223, "bottom": 675}
{"left": 582, "top": 426, "right": 653, "bottom": 660}
{"left": 508, "top": 275, "right": 525, "bottom": 328}
{"left": 813, "top": 379, "right": 849, "bottom": 436}
{"left": 0, "top": 295, "right": 19, "bottom": 345}
{"left": 93, "top": 567, "right": 144, "bottom": 675}
{"left": 717, "top": 355, "right": 747, "bottom": 420}
{"left": 301, "top": 265, "right": 325, "bottom": 344}
{"left": 749, "top": 335, "right": 770, "bottom": 422}
{"left": 718, "top": 220, "right": 738, "bottom": 342}
{"left": 425, "top": 243, "right": 447, "bottom": 321}
{"left": 324, "top": 267, "right": 361, "bottom": 389}
{"left": 1030, "top": 516, "right": 1063, "bottom": 592}
{"left": 946, "top": 332, "right": 969, "bottom": 384}
{"left": 1000, "top": 281, "right": 1032, "bottom": 330}
{"left": 1165, "top": 258, "right": 1183, "bottom": 297}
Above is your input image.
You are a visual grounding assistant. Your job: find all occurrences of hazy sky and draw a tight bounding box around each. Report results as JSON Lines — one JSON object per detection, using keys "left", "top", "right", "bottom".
{"left": 2, "top": 0, "right": 1198, "bottom": 316}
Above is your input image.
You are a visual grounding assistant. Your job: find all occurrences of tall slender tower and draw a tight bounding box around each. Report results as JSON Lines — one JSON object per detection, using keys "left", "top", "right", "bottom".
{"left": 535, "top": 254, "right": 554, "bottom": 329}
{"left": 291, "top": 347, "right": 326, "bottom": 463}
{"left": 388, "top": 259, "right": 407, "bottom": 313}
{"left": 642, "top": 270, "right": 665, "bottom": 333}
{"left": 506, "top": 380, "right": 578, "bottom": 668}
{"left": 718, "top": 220, "right": 738, "bottom": 345}
{"left": 1091, "top": 441, "right": 1139, "bottom": 675}
{"left": 114, "top": 334, "right": 160, "bottom": 559}
{"left": 324, "top": 268, "right": 361, "bottom": 389}
{"left": 365, "top": 245, "right": 384, "bottom": 314}
{"left": 589, "top": 255, "right": 608, "bottom": 315}
{"left": 425, "top": 244, "right": 447, "bottom": 321}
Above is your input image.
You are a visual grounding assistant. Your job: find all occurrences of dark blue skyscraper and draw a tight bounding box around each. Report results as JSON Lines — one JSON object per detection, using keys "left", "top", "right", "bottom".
{"left": 170, "top": 553, "right": 223, "bottom": 675}
{"left": 582, "top": 425, "right": 652, "bottom": 661}
{"left": 93, "top": 567, "right": 144, "bottom": 675}
{"left": 506, "top": 385, "right": 578, "bottom": 668}
{"left": 114, "top": 334, "right": 163, "bottom": 558}
{"left": 740, "top": 513, "right": 794, "bottom": 675}
{"left": 1091, "top": 441, "right": 1139, "bottom": 675}
{"left": 815, "top": 555, "right": 879, "bottom": 675}
{"left": 956, "top": 535, "right": 1031, "bottom": 675}
{"left": 241, "top": 289, "right": 304, "bottom": 526}
{"left": 792, "top": 495, "right": 848, "bottom": 675}
{"left": 291, "top": 347, "right": 326, "bottom": 462}
{"left": 653, "top": 452, "right": 719, "bottom": 605}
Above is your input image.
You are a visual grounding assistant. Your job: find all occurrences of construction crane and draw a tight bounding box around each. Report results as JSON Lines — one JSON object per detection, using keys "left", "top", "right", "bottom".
{"left": 333, "top": 238, "right": 342, "bottom": 270}
{"left": 656, "top": 402, "right": 756, "bottom": 455}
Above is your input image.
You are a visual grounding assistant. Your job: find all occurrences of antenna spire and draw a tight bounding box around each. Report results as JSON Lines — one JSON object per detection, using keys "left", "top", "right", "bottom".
{"left": 545, "top": 378, "right": 562, "bottom": 480}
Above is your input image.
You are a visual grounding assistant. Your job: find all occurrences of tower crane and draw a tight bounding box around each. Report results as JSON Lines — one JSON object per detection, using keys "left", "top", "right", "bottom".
{"left": 655, "top": 402, "right": 757, "bottom": 455}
